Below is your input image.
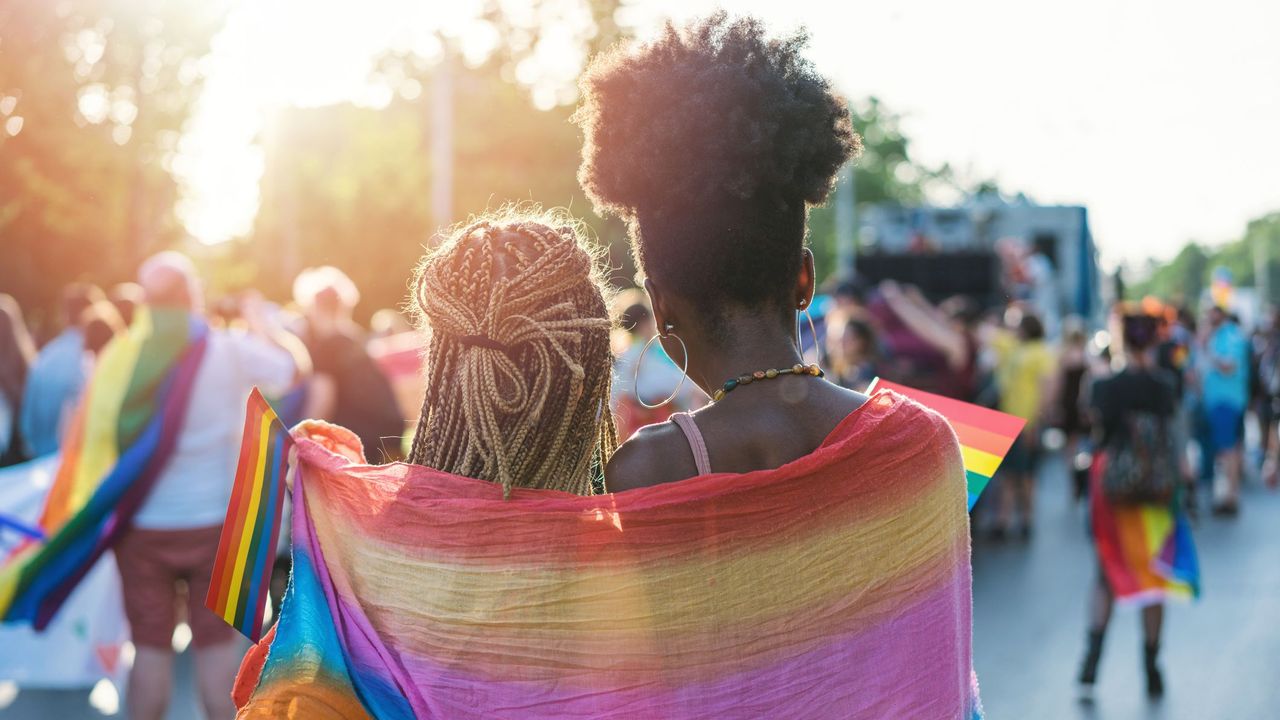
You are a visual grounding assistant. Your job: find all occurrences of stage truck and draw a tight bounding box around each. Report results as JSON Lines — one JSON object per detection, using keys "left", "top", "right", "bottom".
{"left": 854, "top": 195, "right": 1104, "bottom": 333}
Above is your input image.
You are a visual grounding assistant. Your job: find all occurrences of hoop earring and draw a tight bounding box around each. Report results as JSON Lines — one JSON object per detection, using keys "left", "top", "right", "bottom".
{"left": 796, "top": 306, "right": 821, "bottom": 367}
{"left": 635, "top": 324, "right": 689, "bottom": 409}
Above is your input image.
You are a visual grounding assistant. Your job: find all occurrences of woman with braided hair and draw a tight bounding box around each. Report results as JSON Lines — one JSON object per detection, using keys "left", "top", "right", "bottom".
{"left": 405, "top": 209, "right": 617, "bottom": 495}
{"left": 232, "top": 209, "right": 619, "bottom": 709}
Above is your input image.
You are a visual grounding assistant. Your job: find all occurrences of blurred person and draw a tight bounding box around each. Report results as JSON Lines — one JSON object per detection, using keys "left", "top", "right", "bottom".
{"left": 235, "top": 210, "right": 625, "bottom": 712}
{"left": 1257, "top": 305, "right": 1280, "bottom": 487}
{"left": 102, "top": 253, "right": 303, "bottom": 720}
{"left": 18, "top": 283, "right": 102, "bottom": 457}
{"left": 369, "top": 307, "right": 412, "bottom": 339}
{"left": 1199, "top": 304, "right": 1250, "bottom": 514}
{"left": 109, "top": 282, "right": 146, "bottom": 328}
{"left": 826, "top": 316, "right": 881, "bottom": 391}
{"left": 0, "top": 255, "right": 307, "bottom": 720}
{"left": 996, "top": 237, "right": 1033, "bottom": 300}
{"left": 81, "top": 300, "right": 127, "bottom": 357}
{"left": 1025, "top": 246, "right": 1060, "bottom": 338}
{"left": 831, "top": 279, "right": 868, "bottom": 319}
{"left": 1154, "top": 305, "right": 1199, "bottom": 509}
{"left": 293, "top": 265, "right": 405, "bottom": 462}
{"left": 1058, "top": 316, "right": 1092, "bottom": 500}
{"left": 611, "top": 289, "right": 702, "bottom": 440}
{"left": 990, "top": 309, "right": 1056, "bottom": 539}
{"left": 877, "top": 281, "right": 980, "bottom": 400}
{"left": 0, "top": 294, "right": 37, "bottom": 467}
{"left": 1078, "top": 310, "right": 1199, "bottom": 700}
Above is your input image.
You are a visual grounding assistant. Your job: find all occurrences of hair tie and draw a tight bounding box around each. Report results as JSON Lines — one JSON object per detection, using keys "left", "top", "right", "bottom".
{"left": 456, "top": 334, "right": 513, "bottom": 352}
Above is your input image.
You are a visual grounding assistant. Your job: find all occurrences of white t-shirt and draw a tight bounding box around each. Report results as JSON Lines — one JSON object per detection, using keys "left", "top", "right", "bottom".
{"left": 132, "top": 328, "right": 295, "bottom": 530}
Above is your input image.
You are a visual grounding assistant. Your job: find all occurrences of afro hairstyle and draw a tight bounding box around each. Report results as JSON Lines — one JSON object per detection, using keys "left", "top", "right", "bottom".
{"left": 575, "top": 12, "right": 860, "bottom": 316}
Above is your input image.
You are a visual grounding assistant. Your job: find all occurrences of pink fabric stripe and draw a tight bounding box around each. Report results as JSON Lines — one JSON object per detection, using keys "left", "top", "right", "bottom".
{"left": 670, "top": 412, "right": 712, "bottom": 476}
{"left": 371, "top": 566, "right": 973, "bottom": 719}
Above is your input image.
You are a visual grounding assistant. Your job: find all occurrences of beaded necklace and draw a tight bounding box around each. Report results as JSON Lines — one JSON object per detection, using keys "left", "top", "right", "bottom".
{"left": 710, "top": 363, "right": 824, "bottom": 402}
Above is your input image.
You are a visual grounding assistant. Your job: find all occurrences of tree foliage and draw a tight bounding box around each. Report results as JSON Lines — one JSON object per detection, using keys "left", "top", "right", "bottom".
{"left": 0, "top": 0, "right": 223, "bottom": 336}
{"left": 1129, "top": 212, "right": 1280, "bottom": 306}
{"left": 808, "top": 96, "right": 954, "bottom": 285}
{"left": 3, "top": 0, "right": 969, "bottom": 330}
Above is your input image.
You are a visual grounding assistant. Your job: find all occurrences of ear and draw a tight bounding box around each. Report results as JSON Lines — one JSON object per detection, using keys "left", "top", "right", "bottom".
{"left": 643, "top": 278, "right": 672, "bottom": 334}
{"left": 796, "top": 248, "right": 817, "bottom": 310}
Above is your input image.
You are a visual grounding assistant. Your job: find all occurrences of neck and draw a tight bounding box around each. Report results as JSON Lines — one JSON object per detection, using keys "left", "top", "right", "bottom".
{"left": 686, "top": 322, "right": 802, "bottom": 394}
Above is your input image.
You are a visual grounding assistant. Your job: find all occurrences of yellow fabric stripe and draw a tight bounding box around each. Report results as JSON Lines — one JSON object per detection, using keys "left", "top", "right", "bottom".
{"left": 960, "top": 444, "right": 1002, "bottom": 478}
{"left": 1140, "top": 506, "right": 1173, "bottom": 554}
{"left": 72, "top": 308, "right": 151, "bottom": 507}
{"left": 224, "top": 412, "right": 275, "bottom": 622}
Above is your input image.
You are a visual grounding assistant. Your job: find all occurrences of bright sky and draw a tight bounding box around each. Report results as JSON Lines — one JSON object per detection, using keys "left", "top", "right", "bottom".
{"left": 177, "top": 0, "right": 1280, "bottom": 270}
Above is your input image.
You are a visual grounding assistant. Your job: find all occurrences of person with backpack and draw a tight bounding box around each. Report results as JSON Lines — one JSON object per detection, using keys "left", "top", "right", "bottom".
{"left": 1077, "top": 308, "right": 1200, "bottom": 701}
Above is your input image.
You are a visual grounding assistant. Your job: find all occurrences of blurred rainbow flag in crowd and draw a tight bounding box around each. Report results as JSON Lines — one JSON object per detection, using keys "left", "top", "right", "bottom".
{"left": 0, "top": 309, "right": 208, "bottom": 628}
{"left": 867, "top": 378, "right": 1025, "bottom": 510}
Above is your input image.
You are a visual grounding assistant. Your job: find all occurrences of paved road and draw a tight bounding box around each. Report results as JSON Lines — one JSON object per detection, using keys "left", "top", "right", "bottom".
{"left": 3, "top": 454, "right": 1278, "bottom": 719}
{"left": 973, "top": 456, "right": 1280, "bottom": 720}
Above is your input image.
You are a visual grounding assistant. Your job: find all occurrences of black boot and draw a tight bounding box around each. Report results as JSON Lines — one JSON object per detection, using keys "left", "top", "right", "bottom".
{"left": 1073, "top": 467, "right": 1088, "bottom": 501}
{"left": 1078, "top": 629, "right": 1104, "bottom": 697}
{"left": 1144, "top": 642, "right": 1164, "bottom": 698}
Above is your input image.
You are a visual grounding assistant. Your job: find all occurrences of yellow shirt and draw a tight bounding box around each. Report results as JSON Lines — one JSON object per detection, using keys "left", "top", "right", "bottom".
{"left": 993, "top": 334, "right": 1055, "bottom": 423}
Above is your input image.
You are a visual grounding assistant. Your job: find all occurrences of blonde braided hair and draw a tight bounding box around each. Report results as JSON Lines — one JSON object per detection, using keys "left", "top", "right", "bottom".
{"left": 407, "top": 210, "right": 618, "bottom": 496}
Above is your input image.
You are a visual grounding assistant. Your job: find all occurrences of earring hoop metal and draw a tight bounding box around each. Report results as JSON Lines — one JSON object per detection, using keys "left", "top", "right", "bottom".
{"left": 797, "top": 306, "right": 821, "bottom": 366}
{"left": 634, "top": 325, "right": 689, "bottom": 409}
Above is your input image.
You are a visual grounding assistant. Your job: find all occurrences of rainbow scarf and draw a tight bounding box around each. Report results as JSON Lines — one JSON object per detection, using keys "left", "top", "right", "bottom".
{"left": 0, "top": 307, "right": 208, "bottom": 628}
{"left": 1089, "top": 454, "right": 1199, "bottom": 604}
{"left": 235, "top": 391, "right": 982, "bottom": 719}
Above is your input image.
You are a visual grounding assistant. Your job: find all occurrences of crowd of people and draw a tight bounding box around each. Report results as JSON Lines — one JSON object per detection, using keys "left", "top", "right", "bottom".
{"left": 0, "top": 10, "right": 1276, "bottom": 719}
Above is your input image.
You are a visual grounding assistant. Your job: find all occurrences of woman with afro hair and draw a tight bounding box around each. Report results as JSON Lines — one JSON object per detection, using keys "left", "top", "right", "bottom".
{"left": 580, "top": 13, "right": 981, "bottom": 716}
{"left": 576, "top": 13, "right": 944, "bottom": 487}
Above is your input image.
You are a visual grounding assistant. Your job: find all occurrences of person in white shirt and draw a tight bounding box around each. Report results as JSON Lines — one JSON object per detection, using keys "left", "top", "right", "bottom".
{"left": 115, "top": 253, "right": 307, "bottom": 720}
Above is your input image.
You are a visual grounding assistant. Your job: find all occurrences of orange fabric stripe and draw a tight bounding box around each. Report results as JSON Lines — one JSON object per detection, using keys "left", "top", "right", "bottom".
{"left": 38, "top": 396, "right": 90, "bottom": 532}
{"left": 950, "top": 420, "right": 1017, "bottom": 457}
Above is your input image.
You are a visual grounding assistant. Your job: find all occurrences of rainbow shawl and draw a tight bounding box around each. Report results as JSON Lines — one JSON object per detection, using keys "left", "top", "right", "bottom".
{"left": 0, "top": 307, "right": 208, "bottom": 628}
{"left": 235, "top": 390, "right": 982, "bottom": 719}
{"left": 1089, "top": 453, "right": 1199, "bottom": 604}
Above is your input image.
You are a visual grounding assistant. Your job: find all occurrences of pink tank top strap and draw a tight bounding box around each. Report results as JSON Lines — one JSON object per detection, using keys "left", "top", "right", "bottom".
{"left": 670, "top": 412, "right": 712, "bottom": 476}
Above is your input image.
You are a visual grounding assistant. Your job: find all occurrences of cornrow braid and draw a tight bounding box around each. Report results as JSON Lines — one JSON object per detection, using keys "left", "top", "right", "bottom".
{"left": 407, "top": 209, "right": 618, "bottom": 497}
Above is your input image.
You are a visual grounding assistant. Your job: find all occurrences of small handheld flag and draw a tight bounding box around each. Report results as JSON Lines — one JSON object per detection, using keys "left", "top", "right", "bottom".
{"left": 868, "top": 378, "right": 1025, "bottom": 510}
{"left": 206, "top": 388, "right": 293, "bottom": 642}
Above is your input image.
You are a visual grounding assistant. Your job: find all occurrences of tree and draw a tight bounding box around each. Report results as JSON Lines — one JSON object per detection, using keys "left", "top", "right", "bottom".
{"left": 1128, "top": 212, "right": 1280, "bottom": 307}
{"left": 0, "top": 0, "right": 223, "bottom": 336}
{"left": 244, "top": 6, "right": 630, "bottom": 318}
{"left": 808, "top": 96, "right": 955, "bottom": 285}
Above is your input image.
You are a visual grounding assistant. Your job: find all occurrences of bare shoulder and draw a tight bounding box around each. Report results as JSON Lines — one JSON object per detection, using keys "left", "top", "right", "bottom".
{"left": 604, "top": 420, "right": 700, "bottom": 493}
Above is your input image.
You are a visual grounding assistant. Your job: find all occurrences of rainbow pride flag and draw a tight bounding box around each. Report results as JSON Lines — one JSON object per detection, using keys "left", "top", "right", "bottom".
{"left": 0, "top": 308, "right": 208, "bottom": 628}
{"left": 1089, "top": 453, "right": 1199, "bottom": 605}
{"left": 206, "top": 388, "right": 292, "bottom": 642}
{"left": 233, "top": 390, "right": 982, "bottom": 718}
{"left": 867, "top": 378, "right": 1025, "bottom": 510}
